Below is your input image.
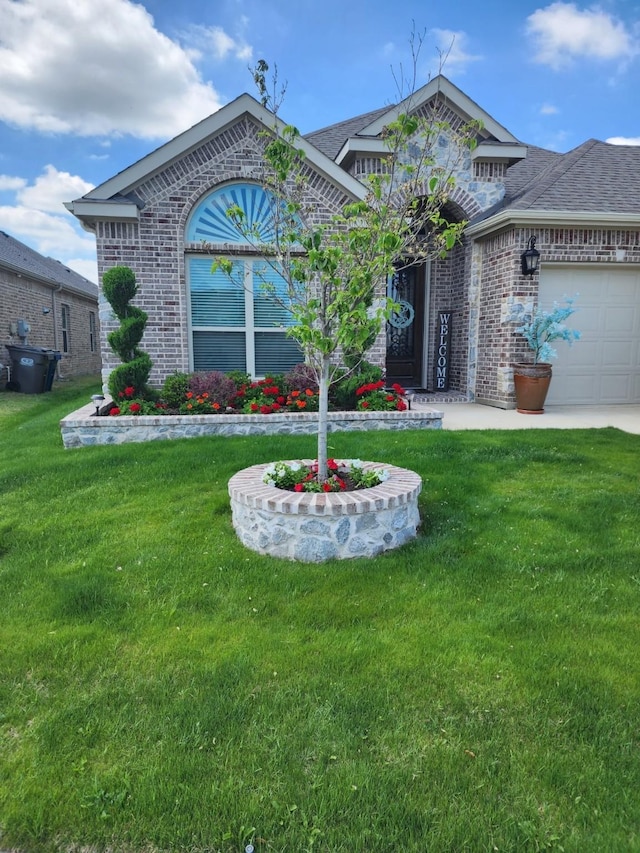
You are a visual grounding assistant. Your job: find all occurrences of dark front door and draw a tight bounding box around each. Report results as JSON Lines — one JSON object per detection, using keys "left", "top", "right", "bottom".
{"left": 386, "top": 265, "right": 425, "bottom": 387}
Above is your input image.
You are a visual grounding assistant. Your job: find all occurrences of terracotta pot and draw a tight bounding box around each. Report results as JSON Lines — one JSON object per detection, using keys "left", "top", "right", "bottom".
{"left": 513, "top": 362, "right": 553, "bottom": 414}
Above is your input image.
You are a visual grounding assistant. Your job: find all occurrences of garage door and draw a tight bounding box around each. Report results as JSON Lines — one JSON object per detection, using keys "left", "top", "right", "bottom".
{"left": 538, "top": 265, "right": 640, "bottom": 405}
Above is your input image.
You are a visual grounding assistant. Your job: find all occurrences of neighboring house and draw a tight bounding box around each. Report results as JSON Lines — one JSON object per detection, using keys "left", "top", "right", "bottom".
{"left": 0, "top": 230, "right": 101, "bottom": 384}
{"left": 66, "top": 76, "right": 640, "bottom": 407}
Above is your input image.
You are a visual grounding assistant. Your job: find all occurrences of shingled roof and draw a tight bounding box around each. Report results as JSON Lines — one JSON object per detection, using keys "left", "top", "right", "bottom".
{"left": 304, "top": 105, "right": 392, "bottom": 160}
{"left": 504, "top": 139, "right": 640, "bottom": 213}
{"left": 0, "top": 230, "right": 97, "bottom": 297}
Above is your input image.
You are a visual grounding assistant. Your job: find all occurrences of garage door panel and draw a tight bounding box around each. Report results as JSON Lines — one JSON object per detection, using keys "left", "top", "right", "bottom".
{"left": 601, "top": 340, "right": 635, "bottom": 367}
{"left": 600, "top": 374, "right": 633, "bottom": 402}
{"left": 539, "top": 265, "right": 640, "bottom": 405}
{"left": 604, "top": 307, "right": 634, "bottom": 333}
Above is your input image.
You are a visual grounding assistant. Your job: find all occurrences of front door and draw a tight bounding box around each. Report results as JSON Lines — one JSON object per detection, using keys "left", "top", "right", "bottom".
{"left": 386, "top": 265, "right": 425, "bottom": 387}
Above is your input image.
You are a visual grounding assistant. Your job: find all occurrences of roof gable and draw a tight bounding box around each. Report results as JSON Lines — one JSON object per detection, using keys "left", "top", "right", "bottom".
{"left": 75, "top": 94, "right": 366, "bottom": 207}
{"left": 357, "top": 75, "right": 520, "bottom": 144}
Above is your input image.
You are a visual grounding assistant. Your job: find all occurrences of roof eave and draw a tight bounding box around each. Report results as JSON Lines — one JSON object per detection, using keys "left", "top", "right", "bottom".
{"left": 335, "top": 137, "right": 388, "bottom": 168}
{"left": 472, "top": 143, "right": 528, "bottom": 164}
{"left": 64, "top": 200, "right": 140, "bottom": 223}
{"left": 0, "top": 258, "right": 97, "bottom": 297}
{"left": 466, "top": 209, "right": 640, "bottom": 239}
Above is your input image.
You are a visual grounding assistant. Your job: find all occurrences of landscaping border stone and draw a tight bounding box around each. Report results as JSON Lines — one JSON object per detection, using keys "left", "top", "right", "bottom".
{"left": 228, "top": 461, "right": 422, "bottom": 561}
{"left": 60, "top": 402, "right": 443, "bottom": 448}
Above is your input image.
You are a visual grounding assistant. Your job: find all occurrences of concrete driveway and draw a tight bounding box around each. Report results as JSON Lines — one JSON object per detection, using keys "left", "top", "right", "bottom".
{"left": 416, "top": 402, "right": 640, "bottom": 434}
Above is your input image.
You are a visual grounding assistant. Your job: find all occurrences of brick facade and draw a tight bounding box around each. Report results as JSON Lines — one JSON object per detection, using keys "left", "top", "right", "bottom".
{"left": 1, "top": 266, "right": 101, "bottom": 383}
{"left": 93, "top": 117, "right": 357, "bottom": 390}
{"left": 471, "top": 226, "right": 640, "bottom": 406}
{"left": 68, "top": 82, "right": 640, "bottom": 408}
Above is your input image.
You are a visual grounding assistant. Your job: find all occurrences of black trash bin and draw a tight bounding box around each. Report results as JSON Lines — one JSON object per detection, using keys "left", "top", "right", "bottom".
{"left": 44, "top": 350, "right": 62, "bottom": 391}
{"left": 5, "top": 344, "right": 53, "bottom": 394}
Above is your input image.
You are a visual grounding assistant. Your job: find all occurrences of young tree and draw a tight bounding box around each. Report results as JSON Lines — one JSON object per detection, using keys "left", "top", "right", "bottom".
{"left": 215, "top": 58, "right": 478, "bottom": 480}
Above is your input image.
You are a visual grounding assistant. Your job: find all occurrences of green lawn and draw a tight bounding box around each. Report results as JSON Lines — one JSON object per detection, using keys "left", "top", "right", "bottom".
{"left": 1, "top": 377, "right": 639, "bottom": 853}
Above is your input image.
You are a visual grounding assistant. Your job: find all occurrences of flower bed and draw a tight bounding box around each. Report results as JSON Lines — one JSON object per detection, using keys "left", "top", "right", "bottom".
{"left": 60, "top": 402, "right": 443, "bottom": 448}
{"left": 228, "top": 461, "right": 422, "bottom": 561}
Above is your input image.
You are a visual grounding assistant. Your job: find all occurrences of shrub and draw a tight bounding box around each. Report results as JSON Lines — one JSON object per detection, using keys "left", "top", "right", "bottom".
{"left": 162, "top": 372, "right": 190, "bottom": 409}
{"left": 284, "top": 363, "right": 319, "bottom": 394}
{"left": 225, "top": 369, "right": 252, "bottom": 390}
{"left": 188, "top": 371, "right": 237, "bottom": 407}
{"left": 102, "top": 266, "right": 152, "bottom": 400}
{"left": 330, "top": 361, "right": 384, "bottom": 410}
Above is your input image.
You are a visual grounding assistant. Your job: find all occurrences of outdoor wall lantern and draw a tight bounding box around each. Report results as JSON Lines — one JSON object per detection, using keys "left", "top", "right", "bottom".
{"left": 521, "top": 236, "right": 541, "bottom": 276}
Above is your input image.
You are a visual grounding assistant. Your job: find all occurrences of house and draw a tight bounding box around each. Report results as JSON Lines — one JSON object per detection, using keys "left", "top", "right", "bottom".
{"left": 0, "top": 230, "right": 101, "bottom": 385}
{"left": 66, "top": 76, "right": 640, "bottom": 407}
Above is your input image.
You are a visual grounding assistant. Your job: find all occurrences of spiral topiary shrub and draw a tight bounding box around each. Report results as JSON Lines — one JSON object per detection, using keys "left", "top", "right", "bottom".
{"left": 102, "top": 265, "right": 152, "bottom": 400}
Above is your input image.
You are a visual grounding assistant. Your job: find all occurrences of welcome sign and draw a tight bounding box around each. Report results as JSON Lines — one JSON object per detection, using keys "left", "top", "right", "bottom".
{"left": 435, "top": 311, "right": 452, "bottom": 391}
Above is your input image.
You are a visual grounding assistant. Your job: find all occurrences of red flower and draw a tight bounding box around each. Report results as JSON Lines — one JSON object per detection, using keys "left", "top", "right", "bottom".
{"left": 186, "top": 391, "right": 194, "bottom": 399}
{"left": 396, "top": 399, "right": 407, "bottom": 411}
{"left": 327, "top": 458, "right": 338, "bottom": 471}
{"left": 361, "top": 401, "right": 369, "bottom": 408}
{"left": 109, "top": 407, "right": 121, "bottom": 416}
{"left": 276, "top": 396, "right": 286, "bottom": 405}
{"left": 296, "top": 400, "right": 306, "bottom": 409}
{"left": 386, "top": 395, "right": 395, "bottom": 402}
{"left": 294, "top": 483, "right": 304, "bottom": 492}
{"left": 336, "top": 478, "right": 347, "bottom": 491}
{"left": 124, "top": 386, "right": 135, "bottom": 398}
{"left": 129, "top": 402, "right": 141, "bottom": 413}
{"left": 305, "top": 388, "right": 314, "bottom": 396}
{"left": 250, "top": 403, "right": 259, "bottom": 412}
{"left": 212, "top": 402, "right": 220, "bottom": 410}
{"left": 260, "top": 404, "right": 272, "bottom": 414}
{"left": 290, "top": 390, "right": 300, "bottom": 398}
{"left": 392, "top": 383, "right": 406, "bottom": 395}
{"left": 322, "top": 482, "right": 332, "bottom": 492}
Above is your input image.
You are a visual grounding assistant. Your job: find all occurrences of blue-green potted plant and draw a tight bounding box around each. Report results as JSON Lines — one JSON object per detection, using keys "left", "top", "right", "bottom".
{"left": 513, "top": 297, "right": 581, "bottom": 413}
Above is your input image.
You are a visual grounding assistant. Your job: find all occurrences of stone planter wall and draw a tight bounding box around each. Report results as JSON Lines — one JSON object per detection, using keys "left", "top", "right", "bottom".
{"left": 60, "top": 403, "right": 443, "bottom": 448}
{"left": 228, "top": 462, "right": 422, "bottom": 562}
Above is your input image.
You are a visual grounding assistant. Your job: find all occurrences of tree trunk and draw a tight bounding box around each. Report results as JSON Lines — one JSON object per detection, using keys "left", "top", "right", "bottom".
{"left": 316, "top": 355, "right": 331, "bottom": 481}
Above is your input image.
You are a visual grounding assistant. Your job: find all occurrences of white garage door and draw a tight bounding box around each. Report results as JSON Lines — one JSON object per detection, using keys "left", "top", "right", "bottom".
{"left": 538, "top": 265, "right": 640, "bottom": 405}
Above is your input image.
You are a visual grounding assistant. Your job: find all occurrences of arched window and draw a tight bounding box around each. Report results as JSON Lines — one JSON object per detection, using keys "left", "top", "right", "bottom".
{"left": 186, "top": 183, "right": 279, "bottom": 245}
{"left": 185, "top": 183, "right": 302, "bottom": 377}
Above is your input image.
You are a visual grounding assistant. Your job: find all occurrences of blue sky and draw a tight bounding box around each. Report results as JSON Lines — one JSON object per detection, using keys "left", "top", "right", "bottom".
{"left": 1, "top": 0, "right": 639, "bottom": 283}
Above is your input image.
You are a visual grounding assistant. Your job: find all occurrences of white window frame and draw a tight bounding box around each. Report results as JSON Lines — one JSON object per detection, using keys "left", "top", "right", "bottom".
{"left": 61, "top": 304, "right": 71, "bottom": 354}
{"left": 187, "top": 254, "right": 301, "bottom": 377}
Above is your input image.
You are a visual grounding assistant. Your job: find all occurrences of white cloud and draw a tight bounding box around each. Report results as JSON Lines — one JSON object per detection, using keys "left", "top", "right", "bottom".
{"left": 429, "top": 29, "right": 482, "bottom": 76}
{"left": 526, "top": 2, "right": 638, "bottom": 70}
{"left": 0, "top": 175, "right": 27, "bottom": 192}
{"left": 16, "top": 165, "right": 93, "bottom": 214}
{"left": 540, "top": 103, "right": 560, "bottom": 115}
{"left": 0, "top": 166, "right": 98, "bottom": 280}
{"left": 0, "top": 0, "right": 251, "bottom": 139}
{"left": 606, "top": 136, "right": 640, "bottom": 145}
{"left": 186, "top": 24, "right": 253, "bottom": 62}
{"left": 63, "top": 257, "right": 99, "bottom": 282}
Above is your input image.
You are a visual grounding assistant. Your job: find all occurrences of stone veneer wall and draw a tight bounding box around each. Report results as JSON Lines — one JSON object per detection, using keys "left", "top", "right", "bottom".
{"left": 60, "top": 404, "right": 443, "bottom": 448}
{"left": 228, "top": 462, "right": 422, "bottom": 562}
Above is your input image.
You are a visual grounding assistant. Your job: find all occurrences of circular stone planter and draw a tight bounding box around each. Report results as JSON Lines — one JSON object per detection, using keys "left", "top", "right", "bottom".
{"left": 228, "top": 461, "right": 422, "bottom": 562}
